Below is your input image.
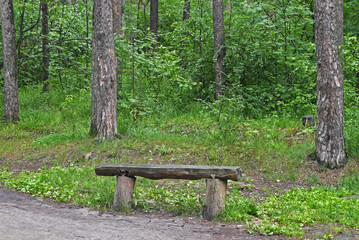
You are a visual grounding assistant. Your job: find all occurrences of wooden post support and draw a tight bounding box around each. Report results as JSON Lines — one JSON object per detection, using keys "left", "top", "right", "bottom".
{"left": 203, "top": 178, "right": 227, "bottom": 220}
{"left": 113, "top": 175, "right": 136, "bottom": 211}
{"left": 302, "top": 115, "right": 315, "bottom": 127}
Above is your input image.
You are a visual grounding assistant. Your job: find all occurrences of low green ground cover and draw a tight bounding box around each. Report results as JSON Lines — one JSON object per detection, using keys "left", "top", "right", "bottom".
{"left": 1, "top": 86, "right": 359, "bottom": 237}
{"left": 1, "top": 166, "right": 359, "bottom": 236}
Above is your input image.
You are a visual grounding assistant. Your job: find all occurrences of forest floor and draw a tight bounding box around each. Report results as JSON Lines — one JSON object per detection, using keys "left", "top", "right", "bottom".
{"left": 1, "top": 185, "right": 358, "bottom": 240}
{"left": 2, "top": 152, "right": 359, "bottom": 240}
{"left": 0, "top": 186, "right": 270, "bottom": 240}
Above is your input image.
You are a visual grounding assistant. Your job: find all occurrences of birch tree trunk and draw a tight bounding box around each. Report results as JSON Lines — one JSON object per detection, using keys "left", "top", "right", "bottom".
{"left": 90, "top": 0, "right": 118, "bottom": 141}
{"left": 0, "top": 0, "right": 19, "bottom": 122}
{"left": 314, "top": 0, "right": 346, "bottom": 168}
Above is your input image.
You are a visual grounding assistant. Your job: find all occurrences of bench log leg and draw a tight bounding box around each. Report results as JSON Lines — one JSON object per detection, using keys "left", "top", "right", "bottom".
{"left": 204, "top": 179, "right": 227, "bottom": 220}
{"left": 113, "top": 175, "right": 136, "bottom": 211}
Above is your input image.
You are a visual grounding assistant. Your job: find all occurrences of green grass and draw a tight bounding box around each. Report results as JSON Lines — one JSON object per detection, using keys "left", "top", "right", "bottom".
{"left": 0, "top": 166, "right": 204, "bottom": 214}
{"left": 1, "top": 86, "right": 359, "bottom": 237}
{"left": 2, "top": 166, "right": 359, "bottom": 237}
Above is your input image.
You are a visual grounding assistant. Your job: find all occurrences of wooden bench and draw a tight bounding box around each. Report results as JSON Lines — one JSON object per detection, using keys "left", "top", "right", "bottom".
{"left": 95, "top": 163, "right": 241, "bottom": 220}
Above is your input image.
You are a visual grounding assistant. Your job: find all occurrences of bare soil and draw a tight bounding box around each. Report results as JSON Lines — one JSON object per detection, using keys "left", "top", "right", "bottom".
{"left": 1, "top": 149, "right": 359, "bottom": 239}
{"left": 0, "top": 186, "right": 274, "bottom": 240}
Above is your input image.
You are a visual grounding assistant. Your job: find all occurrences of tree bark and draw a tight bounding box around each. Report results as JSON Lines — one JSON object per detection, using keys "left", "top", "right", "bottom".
{"left": 212, "top": 0, "right": 226, "bottom": 100}
{"left": 113, "top": 0, "right": 125, "bottom": 35}
{"left": 90, "top": 0, "right": 118, "bottom": 141}
{"left": 314, "top": 0, "right": 346, "bottom": 168}
{"left": 204, "top": 179, "right": 227, "bottom": 220}
{"left": 150, "top": 0, "right": 158, "bottom": 49}
{"left": 183, "top": 0, "right": 190, "bottom": 21}
{"left": 113, "top": 0, "right": 126, "bottom": 91}
{"left": 113, "top": 175, "right": 136, "bottom": 211}
{"left": 41, "top": 2, "right": 50, "bottom": 93}
{"left": 0, "top": 0, "right": 19, "bottom": 122}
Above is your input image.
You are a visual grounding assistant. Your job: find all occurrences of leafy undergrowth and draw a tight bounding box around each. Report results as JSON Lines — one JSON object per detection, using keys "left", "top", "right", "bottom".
{"left": 1, "top": 87, "right": 359, "bottom": 237}
{"left": 1, "top": 166, "right": 359, "bottom": 237}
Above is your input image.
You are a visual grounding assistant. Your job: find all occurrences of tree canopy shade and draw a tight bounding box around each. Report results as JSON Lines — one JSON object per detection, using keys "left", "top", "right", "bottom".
{"left": 0, "top": 0, "right": 19, "bottom": 122}
{"left": 90, "top": 0, "right": 118, "bottom": 141}
{"left": 314, "top": 0, "right": 347, "bottom": 168}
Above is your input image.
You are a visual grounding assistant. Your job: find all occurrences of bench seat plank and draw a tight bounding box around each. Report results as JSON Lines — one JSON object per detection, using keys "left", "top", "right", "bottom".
{"left": 95, "top": 164, "right": 241, "bottom": 181}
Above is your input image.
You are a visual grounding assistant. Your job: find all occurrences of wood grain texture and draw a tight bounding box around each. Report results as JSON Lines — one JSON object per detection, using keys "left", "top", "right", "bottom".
{"left": 113, "top": 175, "right": 136, "bottom": 211}
{"left": 204, "top": 179, "right": 227, "bottom": 220}
{"left": 95, "top": 164, "right": 241, "bottom": 181}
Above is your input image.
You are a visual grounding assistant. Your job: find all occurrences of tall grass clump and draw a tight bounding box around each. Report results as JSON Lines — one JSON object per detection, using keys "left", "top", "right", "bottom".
{"left": 17, "top": 86, "right": 91, "bottom": 145}
{"left": 345, "top": 107, "right": 359, "bottom": 159}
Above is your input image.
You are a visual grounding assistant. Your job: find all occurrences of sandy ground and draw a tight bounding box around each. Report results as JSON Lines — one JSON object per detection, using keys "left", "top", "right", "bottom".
{"left": 0, "top": 187, "right": 270, "bottom": 240}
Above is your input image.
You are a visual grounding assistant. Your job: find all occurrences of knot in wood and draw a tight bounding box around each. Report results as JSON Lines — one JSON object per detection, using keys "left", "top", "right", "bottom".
{"left": 116, "top": 169, "right": 128, "bottom": 176}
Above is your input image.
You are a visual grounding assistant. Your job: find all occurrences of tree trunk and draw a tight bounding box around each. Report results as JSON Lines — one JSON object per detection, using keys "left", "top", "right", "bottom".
{"left": 90, "top": 0, "right": 118, "bottom": 141}
{"left": 212, "top": 0, "right": 225, "bottom": 100}
{"left": 183, "top": 0, "right": 190, "bottom": 21}
{"left": 150, "top": 0, "right": 158, "bottom": 49}
{"left": 0, "top": 0, "right": 19, "bottom": 122}
{"left": 113, "top": 0, "right": 125, "bottom": 35}
{"left": 41, "top": 2, "right": 50, "bottom": 93}
{"left": 113, "top": 0, "right": 126, "bottom": 91}
{"left": 314, "top": 0, "right": 346, "bottom": 168}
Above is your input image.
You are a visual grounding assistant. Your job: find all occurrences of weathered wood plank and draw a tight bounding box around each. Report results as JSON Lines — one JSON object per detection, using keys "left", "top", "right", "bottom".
{"left": 95, "top": 164, "right": 241, "bottom": 181}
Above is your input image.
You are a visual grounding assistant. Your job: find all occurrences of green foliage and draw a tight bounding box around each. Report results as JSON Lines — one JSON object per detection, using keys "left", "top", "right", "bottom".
{"left": 133, "top": 179, "right": 204, "bottom": 215}
{"left": 253, "top": 187, "right": 359, "bottom": 236}
{"left": 1, "top": 1, "right": 359, "bottom": 237}
{"left": 0, "top": 166, "right": 204, "bottom": 215}
{"left": 221, "top": 187, "right": 259, "bottom": 222}
{"left": 339, "top": 171, "right": 359, "bottom": 194}
{"left": 219, "top": 185, "right": 359, "bottom": 236}
{"left": 14, "top": 86, "right": 90, "bottom": 145}
{"left": 12, "top": 1, "right": 92, "bottom": 89}
{"left": 3, "top": 0, "right": 357, "bottom": 117}
{"left": 3, "top": 166, "right": 359, "bottom": 237}
{"left": 345, "top": 108, "right": 359, "bottom": 158}
{"left": 0, "top": 166, "right": 115, "bottom": 208}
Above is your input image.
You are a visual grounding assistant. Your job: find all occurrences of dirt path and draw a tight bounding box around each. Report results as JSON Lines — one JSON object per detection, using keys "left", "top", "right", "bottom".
{"left": 0, "top": 187, "right": 273, "bottom": 240}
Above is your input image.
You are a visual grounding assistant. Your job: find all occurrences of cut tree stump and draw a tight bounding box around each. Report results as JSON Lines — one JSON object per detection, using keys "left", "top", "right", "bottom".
{"left": 113, "top": 175, "right": 136, "bottom": 211}
{"left": 204, "top": 178, "right": 227, "bottom": 220}
{"left": 95, "top": 163, "right": 241, "bottom": 219}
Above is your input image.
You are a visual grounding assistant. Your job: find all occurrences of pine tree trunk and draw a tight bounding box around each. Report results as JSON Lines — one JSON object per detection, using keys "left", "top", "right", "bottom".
{"left": 150, "top": 0, "right": 158, "bottom": 49}
{"left": 113, "top": 0, "right": 125, "bottom": 35}
{"left": 183, "top": 0, "right": 190, "bottom": 21}
{"left": 113, "top": 0, "right": 126, "bottom": 91}
{"left": 314, "top": 0, "right": 346, "bottom": 168}
{"left": 212, "top": 0, "right": 225, "bottom": 100}
{"left": 90, "top": 0, "right": 118, "bottom": 141}
{"left": 0, "top": 0, "right": 19, "bottom": 122}
{"left": 41, "top": 2, "right": 50, "bottom": 93}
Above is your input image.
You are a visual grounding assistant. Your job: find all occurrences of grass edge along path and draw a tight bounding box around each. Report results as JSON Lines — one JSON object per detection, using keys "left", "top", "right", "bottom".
{"left": 1, "top": 166, "right": 359, "bottom": 237}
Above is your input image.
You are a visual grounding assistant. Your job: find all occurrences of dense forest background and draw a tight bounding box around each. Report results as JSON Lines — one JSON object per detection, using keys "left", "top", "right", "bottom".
{"left": 1, "top": 0, "right": 357, "bottom": 117}
{"left": 1, "top": 1, "right": 359, "bottom": 235}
